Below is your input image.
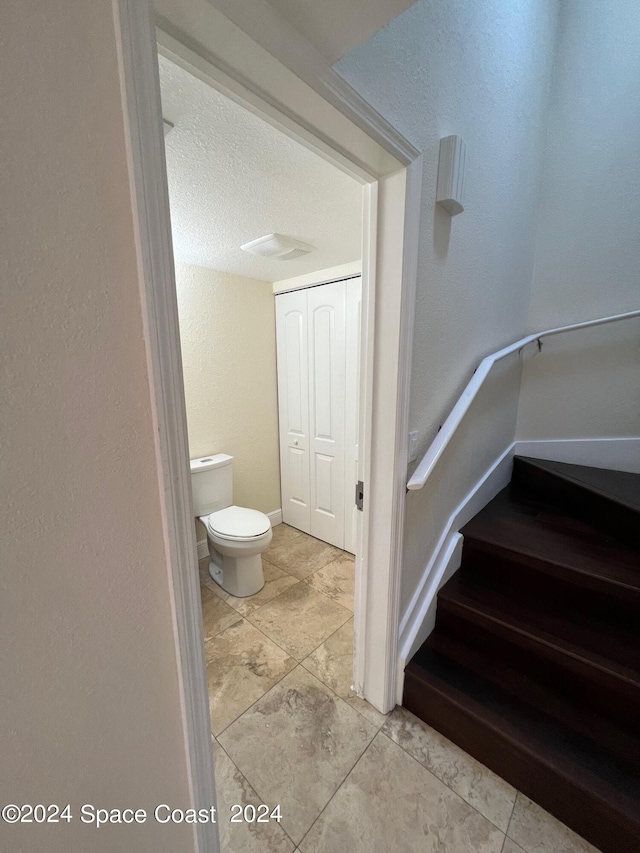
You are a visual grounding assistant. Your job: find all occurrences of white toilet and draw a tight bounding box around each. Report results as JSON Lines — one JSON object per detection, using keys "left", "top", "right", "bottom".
{"left": 190, "top": 453, "right": 272, "bottom": 597}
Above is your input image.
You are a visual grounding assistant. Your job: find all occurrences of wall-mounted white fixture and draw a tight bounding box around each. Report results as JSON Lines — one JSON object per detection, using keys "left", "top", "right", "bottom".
{"left": 163, "top": 119, "right": 174, "bottom": 137}
{"left": 408, "top": 430, "right": 419, "bottom": 463}
{"left": 436, "top": 135, "right": 466, "bottom": 216}
{"left": 240, "top": 233, "right": 314, "bottom": 261}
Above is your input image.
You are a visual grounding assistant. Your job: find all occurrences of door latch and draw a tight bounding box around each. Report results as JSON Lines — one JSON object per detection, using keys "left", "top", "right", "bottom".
{"left": 355, "top": 480, "right": 364, "bottom": 512}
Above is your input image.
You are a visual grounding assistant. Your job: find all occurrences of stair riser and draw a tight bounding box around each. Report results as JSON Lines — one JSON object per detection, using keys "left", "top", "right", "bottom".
{"left": 437, "top": 597, "right": 640, "bottom": 727}
{"left": 434, "top": 607, "right": 640, "bottom": 737}
{"left": 403, "top": 670, "right": 640, "bottom": 853}
{"left": 406, "top": 458, "right": 640, "bottom": 852}
{"left": 460, "top": 545, "right": 640, "bottom": 633}
{"left": 511, "top": 460, "right": 640, "bottom": 547}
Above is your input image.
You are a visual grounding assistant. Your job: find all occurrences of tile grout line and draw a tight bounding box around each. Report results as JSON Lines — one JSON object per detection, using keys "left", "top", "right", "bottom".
{"left": 204, "top": 577, "right": 356, "bottom": 736}
{"left": 212, "top": 641, "right": 299, "bottom": 739}
{"left": 504, "top": 791, "right": 521, "bottom": 847}
{"left": 216, "top": 663, "right": 368, "bottom": 849}
{"left": 295, "top": 618, "right": 388, "bottom": 730}
{"left": 244, "top": 585, "right": 353, "bottom": 656}
{"left": 205, "top": 584, "right": 351, "bottom": 685}
{"left": 299, "top": 658, "right": 388, "bottom": 731}
{"left": 266, "top": 535, "right": 351, "bottom": 582}
{"left": 376, "top": 728, "right": 511, "bottom": 839}
{"left": 296, "top": 730, "right": 383, "bottom": 849}
{"left": 212, "top": 738, "right": 299, "bottom": 849}
{"left": 245, "top": 593, "right": 352, "bottom": 662}
{"left": 205, "top": 528, "right": 353, "bottom": 619}
{"left": 205, "top": 528, "right": 360, "bottom": 788}
{"left": 217, "top": 664, "right": 378, "bottom": 846}
{"left": 213, "top": 625, "right": 362, "bottom": 741}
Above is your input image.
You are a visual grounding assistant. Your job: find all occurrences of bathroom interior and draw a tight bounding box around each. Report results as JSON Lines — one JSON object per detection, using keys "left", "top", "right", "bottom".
{"left": 158, "top": 52, "right": 382, "bottom": 778}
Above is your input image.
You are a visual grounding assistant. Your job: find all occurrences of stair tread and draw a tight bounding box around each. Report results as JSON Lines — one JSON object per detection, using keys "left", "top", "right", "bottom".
{"left": 427, "top": 629, "right": 640, "bottom": 766}
{"left": 462, "top": 489, "right": 640, "bottom": 590}
{"left": 405, "top": 457, "right": 640, "bottom": 852}
{"left": 517, "top": 456, "right": 640, "bottom": 514}
{"left": 406, "top": 647, "right": 640, "bottom": 815}
{"left": 439, "top": 572, "right": 640, "bottom": 680}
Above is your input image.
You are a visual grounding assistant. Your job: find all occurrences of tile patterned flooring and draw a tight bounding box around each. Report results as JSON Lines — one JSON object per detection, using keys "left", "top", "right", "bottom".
{"left": 201, "top": 523, "right": 601, "bottom": 853}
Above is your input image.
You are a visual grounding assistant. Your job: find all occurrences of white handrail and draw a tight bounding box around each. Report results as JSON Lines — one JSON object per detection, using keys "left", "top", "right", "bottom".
{"left": 407, "top": 309, "right": 640, "bottom": 491}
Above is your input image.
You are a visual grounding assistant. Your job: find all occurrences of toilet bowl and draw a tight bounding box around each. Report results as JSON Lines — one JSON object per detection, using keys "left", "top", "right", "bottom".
{"left": 200, "top": 505, "right": 272, "bottom": 597}
{"left": 190, "top": 453, "right": 272, "bottom": 598}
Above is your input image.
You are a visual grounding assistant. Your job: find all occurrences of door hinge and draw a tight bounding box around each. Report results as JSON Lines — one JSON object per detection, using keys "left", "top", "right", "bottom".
{"left": 355, "top": 480, "right": 364, "bottom": 512}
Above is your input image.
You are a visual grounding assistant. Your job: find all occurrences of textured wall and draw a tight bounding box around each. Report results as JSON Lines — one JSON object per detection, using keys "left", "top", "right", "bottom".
{"left": 527, "top": 0, "right": 640, "bottom": 329}
{"left": 518, "top": 0, "right": 640, "bottom": 441}
{"left": 336, "top": 0, "right": 558, "bottom": 611}
{"left": 265, "top": 0, "right": 418, "bottom": 62}
{"left": 176, "top": 263, "right": 281, "bottom": 517}
{"left": 0, "top": 2, "right": 194, "bottom": 850}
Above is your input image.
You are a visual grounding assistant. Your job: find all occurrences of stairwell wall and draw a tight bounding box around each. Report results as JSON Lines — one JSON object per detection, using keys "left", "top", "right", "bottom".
{"left": 517, "top": 0, "right": 640, "bottom": 444}
{"left": 335, "top": 0, "right": 558, "bottom": 613}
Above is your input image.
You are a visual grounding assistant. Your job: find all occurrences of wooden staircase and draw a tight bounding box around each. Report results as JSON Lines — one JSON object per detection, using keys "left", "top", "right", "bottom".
{"left": 403, "top": 456, "right": 640, "bottom": 853}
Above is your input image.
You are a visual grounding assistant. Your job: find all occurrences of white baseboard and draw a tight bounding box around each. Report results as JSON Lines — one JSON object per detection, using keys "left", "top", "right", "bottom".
{"left": 515, "top": 437, "right": 640, "bottom": 474}
{"left": 197, "top": 508, "right": 283, "bottom": 562}
{"left": 396, "top": 443, "right": 515, "bottom": 703}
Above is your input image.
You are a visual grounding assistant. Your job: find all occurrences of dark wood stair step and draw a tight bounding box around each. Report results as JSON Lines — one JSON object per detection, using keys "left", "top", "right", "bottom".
{"left": 461, "top": 489, "right": 640, "bottom": 607}
{"left": 437, "top": 574, "right": 640, "bottom": 700}
{"left": 512, "top": 456, "right": 640, "bottom": 547}
{"left": 460, "top": 546, "right": 640, "bottom": 635}
{"left": 427, "top": 627, "right": 640, "bottom": 769}
{"left": 404, "top": 647, "right": 640, "bottom": 853}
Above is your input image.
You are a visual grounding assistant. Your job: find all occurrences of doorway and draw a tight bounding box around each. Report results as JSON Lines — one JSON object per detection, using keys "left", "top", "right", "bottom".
{"left": 160, "top": 46, "right": 368, "bottom": 797}
{"left": 113, "top": 1, "right": 419, "bottom": 847}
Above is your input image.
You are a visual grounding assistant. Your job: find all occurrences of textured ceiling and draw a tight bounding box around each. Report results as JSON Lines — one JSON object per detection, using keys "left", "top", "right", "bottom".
{"left": 159, "top": 56, "right": 362, "bottom": 281}
{"left": 265, "top": 0, "right": 419, "bottom": 63}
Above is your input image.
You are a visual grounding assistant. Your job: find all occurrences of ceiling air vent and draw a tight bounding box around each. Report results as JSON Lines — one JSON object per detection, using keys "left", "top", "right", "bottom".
{"left": 240, "top": 233, "right": 314, "bottom": 261}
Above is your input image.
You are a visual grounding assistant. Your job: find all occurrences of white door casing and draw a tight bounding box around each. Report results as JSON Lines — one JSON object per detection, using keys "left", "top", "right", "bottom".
{"left": 117, "top": 17, "right": 419, "bottom": 839}
{"left": 275, "top": 288, "right": 311, "bottom": 533}
{"left": 154, "top": 15, "right": 420, "bottom": 715}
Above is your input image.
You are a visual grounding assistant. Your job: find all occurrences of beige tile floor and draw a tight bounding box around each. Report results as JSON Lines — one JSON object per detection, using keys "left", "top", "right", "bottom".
{"left": 201, "top": 523, "right": 601, "bottom": 853}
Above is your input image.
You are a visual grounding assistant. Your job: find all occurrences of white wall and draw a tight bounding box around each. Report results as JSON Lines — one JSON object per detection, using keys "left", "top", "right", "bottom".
{"left": 265, "top": 0, "right": 418, "bottom": 63}
{"left": 0, "top": 2, "right": 195, "bottom": 850}
{"left": 176, "top": 263, "right": 281, "bottom": 519}
{"left": 527, "top": 0, "right": 640, "bottom": 330}
{"left": 336, "top": 0, "right": 558, "bottom": 612}
{"left": 273, "top": 260, "right": 362, "bottom": 293}
{"left": 518, "top": 0, "right": 640, "bottom": 442}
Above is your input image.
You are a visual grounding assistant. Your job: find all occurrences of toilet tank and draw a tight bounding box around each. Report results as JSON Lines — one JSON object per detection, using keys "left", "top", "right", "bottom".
{"left": 190, "top": 454, "right": 233, "bottom": 516}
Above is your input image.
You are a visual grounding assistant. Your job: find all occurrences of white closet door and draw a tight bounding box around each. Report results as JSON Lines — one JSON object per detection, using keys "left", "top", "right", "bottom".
{"left": 308, "top": 280, "right": 347, "bottom": 549}
{"left": 275, "top": 289, "right": 311, "bottom": 533}
{"left": 343, "top": 277, "right": 362, "bottom": 555}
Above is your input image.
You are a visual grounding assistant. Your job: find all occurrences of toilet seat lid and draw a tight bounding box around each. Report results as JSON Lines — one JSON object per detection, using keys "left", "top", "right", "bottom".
{"left": 207, "top": 505, "right": 270, "bottom": 540}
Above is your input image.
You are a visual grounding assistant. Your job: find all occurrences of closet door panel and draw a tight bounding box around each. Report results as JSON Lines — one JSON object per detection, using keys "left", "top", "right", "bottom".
{"left": 308, "top": 280, "right": 346, "bottom": 549}
{"left": 276, "top": 290, "right": 311, "bottom": 532}
{"left": 344, "top": 277, "right": 362, "bottom": 555}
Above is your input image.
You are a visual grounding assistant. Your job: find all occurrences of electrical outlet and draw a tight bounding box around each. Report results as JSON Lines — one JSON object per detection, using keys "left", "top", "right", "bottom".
{"left": 408, "top": 430, "right": 418, "bottom": 463}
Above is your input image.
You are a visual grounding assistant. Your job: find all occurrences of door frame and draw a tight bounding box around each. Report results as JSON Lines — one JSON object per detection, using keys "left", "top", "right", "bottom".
{"left": 112, "top": 1, "right": 421, "bottom": 850}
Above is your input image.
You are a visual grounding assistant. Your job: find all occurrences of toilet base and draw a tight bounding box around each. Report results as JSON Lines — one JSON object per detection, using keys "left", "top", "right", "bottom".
{"left": 208, "top": 549, "right": 265, "bottom": 598}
